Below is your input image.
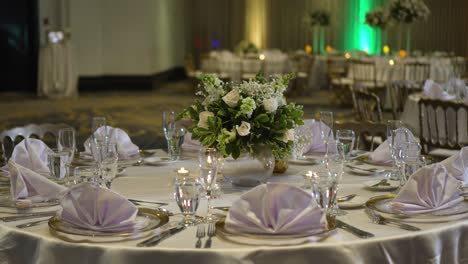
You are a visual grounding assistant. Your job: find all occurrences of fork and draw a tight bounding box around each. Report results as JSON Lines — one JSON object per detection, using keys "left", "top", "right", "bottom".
{"left": 195, "top": 224, "right": 206, "bottom": 248}
{"left": 365, "top": 208, "right": 420, "bottom": 231}
{"left": 204, "top": 223, "right": 216, "bottom": 248}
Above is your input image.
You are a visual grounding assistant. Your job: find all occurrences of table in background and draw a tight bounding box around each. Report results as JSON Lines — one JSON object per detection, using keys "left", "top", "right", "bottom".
{"left": 0, "top": 152, "right": 467, "bottom": 263}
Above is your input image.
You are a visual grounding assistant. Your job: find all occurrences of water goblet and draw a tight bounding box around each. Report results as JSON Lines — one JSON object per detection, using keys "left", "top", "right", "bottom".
{"left": 390, "top": 128, "right": 410, "bottom": 184}
{"left": 174, "top": 175, "right": 203, "bottom": 226}
{"left": 386, "top": 120, "right": 403, "bottom": 180}
{"left": 167, "top": 127, "right": 186, "bottom": 161}
{"left": 336, "top": 129, "right": 355, "bottom": 162}
{"left": 198, "top": 147, "right": 220, "bottom": 223}
{"left": 72, "top": 166, "right": 99, "bottom": 185}
{"left": 92, "top": 117, "right": 107, "bottom": 139}
{"left": 324, "top": 141, "right": 346, "bottom": 216}
{"left": 319, "top": 111, "right": 334, "bottom": 143}
{"left": 99, "top": 143, "right": 119, "bottom": 189}
{"left": 47, "top": 148, "right": 71, "bottom": 185}
{"left": 399, "top": 141, "right": 422, "bottom": 185}
{"left": 310, "top": 167, "right": 337, "bottom": 211}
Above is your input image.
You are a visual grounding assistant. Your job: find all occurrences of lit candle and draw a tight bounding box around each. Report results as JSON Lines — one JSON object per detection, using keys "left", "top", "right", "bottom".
{"left": 259, "top": 54, "right": 265, "bottom": 61}
{"left": 399, "top": 50, "right": 407, "bottom": 59}
{"left": 344, "top": 52, "right": 351, "bottom": 59}
{"left": 177, "top": 167, "right": 189, "bottom": 176}
{"left": 383, "top": 45, "right": 390, "bottom": 55}
{"left": 325, "top": 45, "right": 332, "bottom": 54}
{"left": 388, "top": 59, "right": 395, "bottom": 66}
{"left": 305, "top": 44, "right": 312, "bottom": 53}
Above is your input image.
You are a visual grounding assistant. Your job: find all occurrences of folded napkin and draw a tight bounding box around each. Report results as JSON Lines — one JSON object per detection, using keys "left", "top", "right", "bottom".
{"left": 390, "top": 164, "right": 463, "bottom": 214}
{"left": 441, "top": 146, "right": 468, "bottom": 184}
{"left": 303, "top": 119, "right": 331, "bottom": 154}
{"left": 8, "top": 138, "right": 51, "bottom": 176}
{"left": 225, "top": 183, "right": 327, "bottom": 235}
{"left": 84, "top": 126, "right": 139, "bottom": 159}
{"left": 9, "top": 160, "right": 66, "bottom": 203}
{"left": 423, "top": 79, "right": 456, "bottom": 101}
{"left": 59, "top": 183, "right": 138, "bottom": 232}
{"left": 182, "top": 132, "right": 200, "bottom": 152}
{"left": 368, "top": 128, "right": 416, "bottom": 165}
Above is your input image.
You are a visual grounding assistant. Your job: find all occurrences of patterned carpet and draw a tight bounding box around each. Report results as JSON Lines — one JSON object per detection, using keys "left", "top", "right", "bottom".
{"left": 0, "top": 80, "right": 354, "bottom": 150}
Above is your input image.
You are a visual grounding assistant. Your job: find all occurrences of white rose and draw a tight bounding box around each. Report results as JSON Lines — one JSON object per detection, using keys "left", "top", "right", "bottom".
{"left": 263, "top": 97, "right": 278, "bottom": 113}
{"left": 282, "top": 129, "right": 295, "bottom": 143}
{"left": 197, "top": 111, "right": 214, "bottom": 129}
{"left": 222, "top": 90, "right": 240, "bottom": 108}
{"left": 236, "top": 121, "right": 251, "bottom": 136}
{"left": 277, "top": 96, "right": 286, "bottom": 107}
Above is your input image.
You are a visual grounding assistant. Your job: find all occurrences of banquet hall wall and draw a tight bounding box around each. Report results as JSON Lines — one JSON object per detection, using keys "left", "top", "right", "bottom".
{"left": 39, "top": 0, "right": 468, "bottom": 78}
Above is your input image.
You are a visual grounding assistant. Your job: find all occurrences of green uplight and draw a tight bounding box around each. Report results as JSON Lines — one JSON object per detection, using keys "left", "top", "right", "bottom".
{"left": 344, "top": 0, "right": 380, "bottom": 55}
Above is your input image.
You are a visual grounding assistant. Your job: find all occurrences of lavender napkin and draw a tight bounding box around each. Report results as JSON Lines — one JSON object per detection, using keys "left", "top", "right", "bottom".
{"left": 441, "top": 146, "right": 468, "bottom": 184}
{"left": 390, "top": 164, "right": 463, "bottom": 214}
{"left": 9, "top": 160, "right": 66, "bottom": 202}
{"left": 225, "top": 183, "right": 327, "bottom": 235}
{"left": 303, "top": 119, "right": 330, "bottom": 153}
{"left": 59, "top": 183, "right": 138, "bottom": 232}
{"left": 84, "top": 126, "right": 139, "bottom": 159}
{"left": 9, "top": 138, "right": 51, "bottom": 175}
{"left": 368, "top": 128, "right": 416, "bottom": 165}
{"left": 423, "top": 80, "right": 456, "bottom": 101}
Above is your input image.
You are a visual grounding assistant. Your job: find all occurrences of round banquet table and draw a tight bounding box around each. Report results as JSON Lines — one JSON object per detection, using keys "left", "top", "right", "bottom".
{"left": 1, "top": 151, "right": 467, "bottom": 264}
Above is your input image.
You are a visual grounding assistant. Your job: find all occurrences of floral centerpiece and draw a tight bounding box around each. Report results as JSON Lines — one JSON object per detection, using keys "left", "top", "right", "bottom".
{"left": 365, "top": 8, "right": 390, "bottom": 29}
{"left": 304, "top": 10, "right": 330, "bottom": 27}
{"left": 388, "top": 0, "right": 430, "bottom": 24}
{"left": 234, "top": 40, "right": 259, "bottom": 55}
{"left": 179, "top": 73, "right": 304, "bottom": 160}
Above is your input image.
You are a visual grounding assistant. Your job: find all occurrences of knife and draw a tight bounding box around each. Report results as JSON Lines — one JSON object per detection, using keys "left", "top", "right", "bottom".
{"left": 1, "top": 212, "right": 56, "bottom": 222}
{"left": 137, "top": 224, "right": 186, "bottom": 247}
{"left": 336, "top": 219, "right": 375, "bottom": 238}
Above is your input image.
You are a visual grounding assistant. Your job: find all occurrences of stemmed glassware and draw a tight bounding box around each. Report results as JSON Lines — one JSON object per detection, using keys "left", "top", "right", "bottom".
{"left": 324, "top": 140, "right": 346, "bottom": 216}
{"left": 174, "top": 174, "right": 203, "bottom": 226}
{"left": 292, "top": 124, "right": 313, "bottom": 160}
{"left": 162, "top": 111, "right": 186, "bottom": 161}
{"left": 399, "top": 141, "right": 423, "bottom": 186}
{"left": 336, "top": 129, "right": 355, "bottom": 163}
{"left": 90, "top": 142, "right": 118, "bottom": 188}
{"left": 319, "top": 111, "right": 334, "bottom": 143}
{"left": 57, "top": 128, "right": 76, "bottom": 184}
{"left": 92, "top": 117, "right": 107, "bottom": 142}
{"left": 386, "top": 120, "right": 403, "bottom": 180}
{"left": 198, "top": 147, "right": 220, "bottom": 223}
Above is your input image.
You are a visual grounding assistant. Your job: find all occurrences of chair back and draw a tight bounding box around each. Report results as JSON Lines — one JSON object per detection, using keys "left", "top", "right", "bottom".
{"left": 419, "top": 98, "right": 468, "bottom": 154}
{"left": 327, "top": 56, "right": 348, "bottom": 79}
{"left": 241, "top": 57, "right": 263, "bottom": 79}
{"left": 452, "top": 57, "right": 467, "bottom": 79}
{"left": 404, "top": 62, "right": 430, "bottom": 85}
{"left": 334, "top": 120, "right": 387, "bottom": 151}
{"left": 200, "top": 53, "right": 219, "bottom": 73}
{"left": 0, "top": 123, "right": 72, "bottom": 161}
{"left": 351, "top": 59, "right": 377, "bottom": 87}
{"left": 351, "top": 87, "right": 383, "bottom": 122}
{"left": 387, "top": 80, "right": 419, "bottom": 119}
{"left": 290, "top": 54, "right": 314, "bottom": 76}
{"left": 264, "top": 55, "right": 287, "bottom": 77}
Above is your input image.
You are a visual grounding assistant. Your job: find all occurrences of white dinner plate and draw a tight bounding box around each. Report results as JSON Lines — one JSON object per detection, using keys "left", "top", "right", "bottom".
{"left": 366, "top": 195, "right": 468, "bottom": 223}
{"left": 338, "top": 195, "right": 367, "bottom": 209}
{"left": 363, "top": 179, "right": 399, "bottom": 191}
{"left": 346, "top": 165, "right": 386, "bottom": 176}
{"left": 289, "top": 156, "right": 317, "bottom": 165}
{"left": 143, "top": 157, "right": 177, "bottom": 166}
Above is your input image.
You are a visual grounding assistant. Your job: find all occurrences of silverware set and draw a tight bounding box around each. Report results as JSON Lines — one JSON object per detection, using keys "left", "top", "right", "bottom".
{"left": 195, "top": 223, "right": 216, "bottom": 248}
{"left": 137, "top": 224, "right": 186, "bottom": 247}
{"left": 365, "top": 208, "right": 420, "bottom": 231}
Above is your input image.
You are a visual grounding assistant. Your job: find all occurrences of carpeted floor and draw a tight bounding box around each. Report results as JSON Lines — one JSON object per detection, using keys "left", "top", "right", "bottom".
{"left": 0, "top": 79, "right": 356, "bottom": 150}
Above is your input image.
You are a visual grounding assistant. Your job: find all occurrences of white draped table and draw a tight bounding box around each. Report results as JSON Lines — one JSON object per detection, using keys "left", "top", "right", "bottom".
{"left": 1, "top": 152, "right": 467, "bottom": 263}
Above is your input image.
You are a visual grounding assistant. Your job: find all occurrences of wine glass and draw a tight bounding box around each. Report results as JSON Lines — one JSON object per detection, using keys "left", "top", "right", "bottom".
{"left": 391, "top": 128, "right": 410, "bottom": 187}
{"left": 162, "top": 111, "right": 177, "bottom": 158}
{"left": 198, "top": 147, "right": 220, "bottom": 223}
{"left": 319, "top": 111, "right": 334, "bottom": 143}
{"left": 57, "top": 128, "right": 76, "bottom": 182}
{"left": 310, "top": 166, "right": 337, "bottom": 211}
{"left": 399, "top": 141, "right": 422, "bottom": 186}
{"left": 292, "top": 124, "right": 313, "bottom": 160}
{"left": 336, "top": 129, "right": 355, "bottom": 162}
{"left": 98, "top": 143, "right": 119, "bottom": 189}
{"left": 92, "top": 117, "right": 107, "bottom": 139}
{"left": 386, "top": 120, "right": 403, "bottom": 180}
{"left": 324, "top": 140, "right": 346, "bottom": 216}
{"left": 174, "top": 174, "right": 203, "bottom": 226}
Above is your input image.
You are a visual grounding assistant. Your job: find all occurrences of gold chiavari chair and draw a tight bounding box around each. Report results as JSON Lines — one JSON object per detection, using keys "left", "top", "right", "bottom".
{"left": 419, "top": 98, "right": 468, "bottom": 155}
{"left": 403, "top": 62, "right": 430, "bottom": 88}
{"left": 387, "top": 80, "right": 419, "bottom": 119}
{"left": 351, "top": 86, "right": 383, "bottom": 123}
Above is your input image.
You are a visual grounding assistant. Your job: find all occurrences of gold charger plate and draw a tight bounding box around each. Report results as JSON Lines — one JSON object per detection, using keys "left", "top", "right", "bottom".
{"left": 215, "top": 216, "right": 336, "bottom": 246}
{"left": 366, "top": 195, "right": 468, "bottom": 223}
{"left": 49, "top": 207, "right": 169, "bottom": 242}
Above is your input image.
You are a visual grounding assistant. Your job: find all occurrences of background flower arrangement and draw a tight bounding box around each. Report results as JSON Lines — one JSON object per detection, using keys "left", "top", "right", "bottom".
{"left": 365, "top": 8, "right": 390, "bottom": 29}
{"left": 179, "top": 73, "right": 304, "bottom": 159}
{"left": 304, "top": 10, "right": 330, "bottom": 27}
{"left": 388, "top": 0, "right": 430, "bottom": 24}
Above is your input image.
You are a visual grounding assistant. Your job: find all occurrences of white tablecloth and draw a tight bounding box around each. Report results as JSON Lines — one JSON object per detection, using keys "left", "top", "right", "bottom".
{"left": 1, "top": 151, "right": 467, "bottom": 263}
{"left": 38, "top": 40, "right": 78, "bottom": 98}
